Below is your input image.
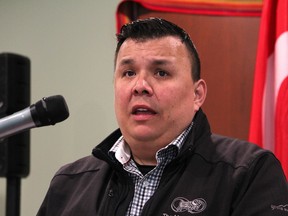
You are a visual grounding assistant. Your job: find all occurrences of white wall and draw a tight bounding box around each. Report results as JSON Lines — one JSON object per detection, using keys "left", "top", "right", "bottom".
{"left": 0, "top": 1, "right": 120, "bottom": 215}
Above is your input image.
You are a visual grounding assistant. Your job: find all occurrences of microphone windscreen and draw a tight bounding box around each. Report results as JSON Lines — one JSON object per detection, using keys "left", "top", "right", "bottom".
{"left": 32, "top": 95, "right": 70, "bottom": 126}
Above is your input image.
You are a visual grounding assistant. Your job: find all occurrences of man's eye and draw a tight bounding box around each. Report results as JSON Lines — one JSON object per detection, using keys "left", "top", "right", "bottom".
{"left": 156, "top": 70, "right": 168, "bottom": 77}
{"left": 124, "top": 71, "right": 135, "bottom": 77}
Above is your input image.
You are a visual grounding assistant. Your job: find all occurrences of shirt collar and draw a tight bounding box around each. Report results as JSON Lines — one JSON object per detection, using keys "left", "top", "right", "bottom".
{"left": 109, "top": 122, "right": 193, "bottom": 165}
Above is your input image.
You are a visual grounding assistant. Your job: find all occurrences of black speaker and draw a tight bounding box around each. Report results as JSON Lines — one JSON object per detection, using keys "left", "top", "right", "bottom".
{"left": 0, "top": 53, "right": 30, "bottom": 177}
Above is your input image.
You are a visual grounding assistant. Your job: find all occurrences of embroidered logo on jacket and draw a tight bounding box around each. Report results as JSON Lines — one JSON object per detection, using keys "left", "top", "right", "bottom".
{"left": 271, "top": 204, "right": 288, "bottom": 212}
{"left": 171, "top": 197, "right": 207, "bottom": 214}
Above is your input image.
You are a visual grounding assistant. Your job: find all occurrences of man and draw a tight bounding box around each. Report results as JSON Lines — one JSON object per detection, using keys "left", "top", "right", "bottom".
{"left": 37, "top": 18, "right": 288, "bottom": 216}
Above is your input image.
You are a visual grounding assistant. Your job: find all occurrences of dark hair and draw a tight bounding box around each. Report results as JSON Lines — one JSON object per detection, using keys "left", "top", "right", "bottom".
{"left": 115, "top": 17, "right": 201, "bottom": 81}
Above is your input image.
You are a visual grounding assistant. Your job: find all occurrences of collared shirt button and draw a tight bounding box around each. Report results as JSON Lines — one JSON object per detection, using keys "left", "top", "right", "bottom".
{"left": 143, "top": 180, "right": 149, "bottom": 187}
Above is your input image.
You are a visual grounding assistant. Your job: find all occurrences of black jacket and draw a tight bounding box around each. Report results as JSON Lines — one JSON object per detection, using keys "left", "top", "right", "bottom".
{"left": 37, "top": 110, "right": 288, "bottom": 216}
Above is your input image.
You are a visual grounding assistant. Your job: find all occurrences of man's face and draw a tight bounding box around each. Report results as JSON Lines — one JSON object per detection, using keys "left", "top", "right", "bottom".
{"left": 114, "top": 36, "right": 205, "bottom": 153}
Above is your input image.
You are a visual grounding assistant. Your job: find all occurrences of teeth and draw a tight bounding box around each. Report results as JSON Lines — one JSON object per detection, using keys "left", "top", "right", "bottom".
{"left": 137, "top": 108, "right": 148, "bottom": 112}
{"left": 132, "top": 107, "right": 156, "bottom": 115}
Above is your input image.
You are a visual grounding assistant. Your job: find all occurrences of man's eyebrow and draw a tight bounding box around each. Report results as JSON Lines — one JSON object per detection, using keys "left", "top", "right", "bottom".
{"left": 118, "top": 58, "right": 134, "bottom": 66}
{"left": 151, "top": 59, "right": 172, "bottom": 66}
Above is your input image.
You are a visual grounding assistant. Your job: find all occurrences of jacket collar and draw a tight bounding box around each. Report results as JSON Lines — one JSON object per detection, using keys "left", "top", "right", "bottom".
{"left": 92, "top": 109, "right": 212, "bottom": 164}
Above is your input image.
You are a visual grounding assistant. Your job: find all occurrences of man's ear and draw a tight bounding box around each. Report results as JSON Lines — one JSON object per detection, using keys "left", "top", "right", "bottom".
{"left": 193, "top": 79, "right": 207, "bottom": 111}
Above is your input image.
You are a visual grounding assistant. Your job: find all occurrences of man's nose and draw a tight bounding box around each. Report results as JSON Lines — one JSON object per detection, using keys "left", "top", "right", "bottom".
{"left": 132, "top": 77, "right": 153, "bottom": 96}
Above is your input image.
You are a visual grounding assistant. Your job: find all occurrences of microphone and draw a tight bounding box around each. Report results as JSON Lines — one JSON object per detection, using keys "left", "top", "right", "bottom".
{"left": 0, "top": 95, "right": 69, "bottom": 139}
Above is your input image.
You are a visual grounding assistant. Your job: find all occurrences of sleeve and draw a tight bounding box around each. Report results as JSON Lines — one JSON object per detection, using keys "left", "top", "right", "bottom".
{"left": 232, "top": 153, "right": 288, "bottom": 216}
{"left": 36, "top": 177, "right": 65, "bottom": 216}
{"left": 36, "top": 190, "right": 49, "bottom": 216}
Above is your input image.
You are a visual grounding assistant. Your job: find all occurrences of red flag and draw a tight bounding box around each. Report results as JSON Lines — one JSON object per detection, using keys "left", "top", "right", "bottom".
{"left": 249, "top": 0, "right": 288, "bottom": 177}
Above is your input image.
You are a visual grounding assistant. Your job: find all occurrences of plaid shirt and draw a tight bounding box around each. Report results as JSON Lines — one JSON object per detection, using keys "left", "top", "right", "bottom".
{"left": 109, "top": 123, "right": 193, "bottom": 216}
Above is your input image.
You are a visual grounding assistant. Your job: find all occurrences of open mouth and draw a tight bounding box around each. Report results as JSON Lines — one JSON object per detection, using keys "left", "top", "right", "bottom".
{"left": 132, "top": 107, "right": 157, "bottom": 115}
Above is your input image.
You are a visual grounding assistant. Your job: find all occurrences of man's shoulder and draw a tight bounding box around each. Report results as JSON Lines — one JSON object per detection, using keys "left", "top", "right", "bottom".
{"left": 207, "top": 134, "right": 276, "bottom": 169}
{"left": 54, "top": 155, "right": 109, "bottom": 177}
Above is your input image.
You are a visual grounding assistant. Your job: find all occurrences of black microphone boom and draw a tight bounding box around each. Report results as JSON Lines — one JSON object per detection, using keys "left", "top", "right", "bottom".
{"left": 0, "top": 95, "right": 69, "bottom": 139}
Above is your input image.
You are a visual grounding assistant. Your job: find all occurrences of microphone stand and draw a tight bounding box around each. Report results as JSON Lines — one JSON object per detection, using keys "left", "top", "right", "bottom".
{"left": 6, "top": 176, "right": 21, "bottom": 216}
{"left": 0, "top": 130, "right": 30, "bottom": 216}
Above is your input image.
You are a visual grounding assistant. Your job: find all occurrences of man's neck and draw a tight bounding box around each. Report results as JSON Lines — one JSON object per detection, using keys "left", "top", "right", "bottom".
{"left": 132, "top": 153, "right": 157, "bottom": 166}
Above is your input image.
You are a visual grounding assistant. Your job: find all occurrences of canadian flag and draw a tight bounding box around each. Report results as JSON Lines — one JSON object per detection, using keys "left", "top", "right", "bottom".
{"left": 249, "top": 0, "right": 288, "bottom": 177}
